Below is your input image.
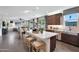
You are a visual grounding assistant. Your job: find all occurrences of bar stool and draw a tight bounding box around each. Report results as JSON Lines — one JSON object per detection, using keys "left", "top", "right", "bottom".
{"left": 23, "top": 36, "right": 36, "bottom": 52}
{"left": 23, "top": 34, "right": 30, "bottom": 40}
{"left": 23, "top": 35, "right": 29, "bottom": 45}
{"left": 32, "top": 41, "right": 46, "bottom": 52}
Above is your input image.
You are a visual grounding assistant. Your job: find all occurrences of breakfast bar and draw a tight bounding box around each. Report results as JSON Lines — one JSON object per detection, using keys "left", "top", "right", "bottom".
{"left": 26, "top": 30, "right": 58, "bottom": 52}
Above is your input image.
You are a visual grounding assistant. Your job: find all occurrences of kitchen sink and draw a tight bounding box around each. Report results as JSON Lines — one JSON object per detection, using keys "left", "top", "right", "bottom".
{"left": 64, "top": 31, "right": 78, "bottom": 36}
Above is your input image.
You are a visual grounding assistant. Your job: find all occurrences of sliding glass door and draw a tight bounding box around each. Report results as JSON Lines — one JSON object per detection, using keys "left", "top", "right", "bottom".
{"left": 38, "top": 16, "right": 46, "bottom": 30}
{"left": 27, "top": 16, "right": 46, "bottom": 30}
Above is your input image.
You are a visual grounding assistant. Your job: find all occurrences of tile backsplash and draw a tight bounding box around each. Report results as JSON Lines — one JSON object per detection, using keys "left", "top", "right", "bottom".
{"left": 65, "top": 26, "right": 79, "bottom": 32}
{"left": 47, "top": 25, "right": 65, "bottom": 30}
{"left": 47, "top": 25, "right": 79, "bottom": 32}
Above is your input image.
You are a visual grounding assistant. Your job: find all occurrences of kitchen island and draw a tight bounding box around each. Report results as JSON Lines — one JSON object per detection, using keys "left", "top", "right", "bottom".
{"left": 26, "top": 30, "right": 58, "bottom": 52}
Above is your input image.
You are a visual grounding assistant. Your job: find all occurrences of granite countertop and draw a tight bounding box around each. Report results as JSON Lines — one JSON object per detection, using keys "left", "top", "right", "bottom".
{"left": 47, "top": 29, "right": 79, "bottom": 36}
{"left": 55, "top": 29, "right": 79, "bottom": 36}
{"left": 64, "top": 30, "right": 79, "bottom": 36}
{"left": 27, "top": 30, "right": 58, "bottom": 39}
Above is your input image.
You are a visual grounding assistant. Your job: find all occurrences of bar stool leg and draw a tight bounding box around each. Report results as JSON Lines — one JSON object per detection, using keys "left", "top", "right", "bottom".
{"left": 29, "top": 43, "right": 30, "bottom": 52}
{"left": 28, "top": 43, "right": 31, "bottom": 52}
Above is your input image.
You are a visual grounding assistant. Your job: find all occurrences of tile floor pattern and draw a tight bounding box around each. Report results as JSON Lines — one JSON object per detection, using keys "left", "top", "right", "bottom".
{"left": 0, "top": 31, "right": 79, "bottom": 52}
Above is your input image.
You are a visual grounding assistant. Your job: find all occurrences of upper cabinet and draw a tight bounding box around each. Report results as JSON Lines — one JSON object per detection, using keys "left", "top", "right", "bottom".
{"left": 46, "top": 13, "right": 62, "bottom": 25}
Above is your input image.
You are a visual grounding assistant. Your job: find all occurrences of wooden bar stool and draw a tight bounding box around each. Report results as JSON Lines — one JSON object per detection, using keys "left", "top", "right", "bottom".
{"left": 23, "top": 36, "right": 36, "bottom": 52}
{"left": 32, "top": 41, "right": 46, "bottom": 52}
{"left": 23, "top": 35, "right": 30, "bottom": 46}
{"left": 23, "top": 34, "right": 30, "bottom": 40}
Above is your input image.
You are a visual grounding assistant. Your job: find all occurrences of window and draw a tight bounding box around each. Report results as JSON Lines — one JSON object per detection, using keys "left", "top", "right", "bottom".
{"left": 27, "top": 16, "right": 46, "bottom": 30}
{"left": 64, "top": 13, "right": 78, "bottom": 26}
{"left": 28, "top": 19, "right": 34, "bottom": 29}
{"left": 38, "top": 16, "right": 46, "bottom": 30}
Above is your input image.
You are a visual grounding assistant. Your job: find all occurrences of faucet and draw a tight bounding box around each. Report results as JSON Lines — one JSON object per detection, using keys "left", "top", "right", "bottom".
{"left": 69, "top": 26, "right": 72, "bottom": 31}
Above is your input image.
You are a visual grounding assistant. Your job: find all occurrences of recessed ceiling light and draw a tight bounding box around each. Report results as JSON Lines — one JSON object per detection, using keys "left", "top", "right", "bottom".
{"left": 24, "top": 10, "right": 30, "bottom": 13}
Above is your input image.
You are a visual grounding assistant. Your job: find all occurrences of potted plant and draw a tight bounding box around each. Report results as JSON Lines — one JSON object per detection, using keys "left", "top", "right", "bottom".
{"left": 40, "top": 28, "right": 44, "bottom": 34}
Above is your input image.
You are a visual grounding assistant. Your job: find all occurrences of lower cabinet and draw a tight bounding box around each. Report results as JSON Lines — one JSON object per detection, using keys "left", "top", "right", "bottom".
{"left": 50, "top": 36, "right": 56, "bottom": 52}
{"left": 61, "top": 33, "right": 79, "bottom": 47}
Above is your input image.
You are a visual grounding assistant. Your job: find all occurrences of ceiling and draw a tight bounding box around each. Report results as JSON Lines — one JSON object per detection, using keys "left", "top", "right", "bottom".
{"left": 0, "top": 6, "right": 74, "bottom": 20}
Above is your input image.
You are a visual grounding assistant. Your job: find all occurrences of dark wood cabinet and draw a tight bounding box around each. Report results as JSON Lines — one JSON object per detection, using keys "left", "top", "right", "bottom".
{"left": 77, "top": 33, "right": 79, "bottom": 45}
{"left": 46, "top": 13, "right": 62, "bottom": 25}
{"left": 50, "top": 36, "right": 56, "bottom": 52}
{"left": 61, "top": 33, "right": 79, "bottom": 47}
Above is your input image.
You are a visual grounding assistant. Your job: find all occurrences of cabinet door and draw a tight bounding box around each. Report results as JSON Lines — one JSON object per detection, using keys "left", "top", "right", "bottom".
{"left": 77, "top": 34, "right": 79, "bottom": 45}
{"left": 61, "top": 33, "right": 78, "bottom": 46}
{"left": 55, "top": 15, "right": 60, "bottom": 25}
{"left": 46, "top": 13, "right": 62, "bottom": 25}
{"left": 61, "top": 33, "right": 71, "bottom": 43}
{"left": 50, "top": 36, "right": 56, "bottom": 52}
{"left": 46, "top": 16, "right": 54, "bottom": 25}
{"left": 68, "top": 35, "right": 78, "bottom": 45}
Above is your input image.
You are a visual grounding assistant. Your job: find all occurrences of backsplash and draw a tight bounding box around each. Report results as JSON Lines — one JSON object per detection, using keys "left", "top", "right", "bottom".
{"left": 47, "top": 25, "right": 79, "bottom": 32}
{"left": 65, "top": 26, "right": 79, "bottom": 32}
{"left": 47, "top": 25, "right": 65, "bottom": 30}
